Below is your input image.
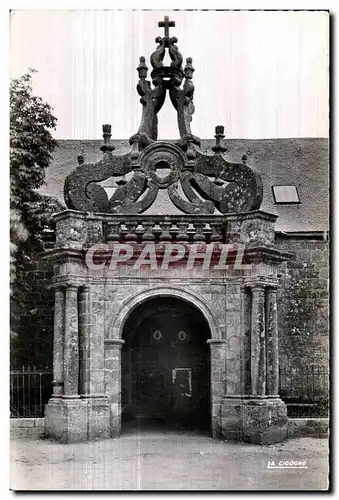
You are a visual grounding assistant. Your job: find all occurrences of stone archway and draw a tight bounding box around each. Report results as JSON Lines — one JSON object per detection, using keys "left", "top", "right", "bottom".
{"left": 104, "top": 287, "right": 226, "bottom": 438}
{"left": 121, "top": 296, "right": 211, "bottom": 433}
{"left": 110, "top": 286, "right": 221, "bottom": 341}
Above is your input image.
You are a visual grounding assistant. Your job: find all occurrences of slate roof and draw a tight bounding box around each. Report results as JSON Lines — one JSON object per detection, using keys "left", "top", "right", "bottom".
{"left": 39, "top": 138, "right": 329, "bottom": 233}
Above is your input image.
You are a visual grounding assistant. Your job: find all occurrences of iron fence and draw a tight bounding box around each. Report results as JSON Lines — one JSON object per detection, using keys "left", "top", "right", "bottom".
{"left": 9, "top": 365, "right": 329, "bottom": 418}
{"left": 279, "top": 367, "right": 329, "bottom": 417}
{"left": 10, "top": 366, "right": 53, "bottom": 418}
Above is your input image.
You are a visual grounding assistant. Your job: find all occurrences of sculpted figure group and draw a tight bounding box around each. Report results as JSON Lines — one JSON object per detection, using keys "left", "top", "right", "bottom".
{"left": 64, "top": 16, "right": 263, "bottom": 215}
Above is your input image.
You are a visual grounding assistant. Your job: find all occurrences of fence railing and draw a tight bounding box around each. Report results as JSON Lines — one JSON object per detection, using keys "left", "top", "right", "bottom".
{"left": 279, "top": 367, "right": 329, "bottom": 417}
{"left": 10, "top": 366, "right": 53, "bottom": 418}
{"left": 10, "top": 365, "right": 329, "bottom": 418}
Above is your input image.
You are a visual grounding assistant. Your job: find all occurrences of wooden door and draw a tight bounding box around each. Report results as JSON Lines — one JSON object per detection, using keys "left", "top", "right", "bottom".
{"left": 128, "top": 304, "right": 209, "bottom": 427}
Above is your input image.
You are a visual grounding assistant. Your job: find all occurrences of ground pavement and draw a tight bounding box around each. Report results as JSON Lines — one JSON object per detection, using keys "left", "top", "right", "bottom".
{"left": 10, "top": 424, "right": 329, "bottom": 491}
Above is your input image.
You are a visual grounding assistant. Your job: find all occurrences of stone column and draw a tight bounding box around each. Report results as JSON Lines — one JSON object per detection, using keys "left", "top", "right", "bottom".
{"left": 78, "top": 285, "right": 110, "bottom": 440}
{"left": 240, "top": 286, "right": 251, "bottom": 395}
{"left": 52, "top": 286, "right": 64, "bottom": 397}
{"left": 79, "top": 285, "right": 90, "bottom": 396}
{"left": 250, "top": 284, "right": 266, "bottom": 396}
{"left": 266, "top": 286, "right": 279, "bottom": 396}
{"left": 45, "top": 283, "right": 89, "bottom": 443}
{"left": 105, "top": 339, "right": 125, "bottom": 437}
{"left": 221, "top": 281, "right": 287, "bottom": 444}
{"left": 63, "top": 284, "right": 80, "bottom": 398}
{"left": 207, "top": 339, "right": 227, "bottom": 437}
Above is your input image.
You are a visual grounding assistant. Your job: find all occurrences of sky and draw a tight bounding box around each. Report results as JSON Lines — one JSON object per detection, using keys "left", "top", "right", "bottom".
{"left": 10, "top": 9, "right": 329, "bottom": 140}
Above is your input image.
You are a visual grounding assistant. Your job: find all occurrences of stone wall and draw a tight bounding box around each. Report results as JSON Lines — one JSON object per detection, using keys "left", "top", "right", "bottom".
{"left": 276, "top": 236, "right": 329, "bottom": 409}
{"left": 11, "top": 253, "right": 54, "bottom": 369}
{"left": 10, "top": 418, "right": 45, "bottom": 439}
{"left": 276, "top": 237, "right": 329, "bottom": 370}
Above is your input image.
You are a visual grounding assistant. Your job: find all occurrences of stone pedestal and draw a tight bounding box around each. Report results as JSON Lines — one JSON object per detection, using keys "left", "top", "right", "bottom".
{"left": 84, "top": 396, "right": 110, "bottom": 441}
{"left": 45, "top": 398, "right": 88, "bottom": 443}
{"left": 221, "top": 397, "right": 287, "bottom": 444}
{"left": 45, "top": 397, "right": 110, "bottom": 443}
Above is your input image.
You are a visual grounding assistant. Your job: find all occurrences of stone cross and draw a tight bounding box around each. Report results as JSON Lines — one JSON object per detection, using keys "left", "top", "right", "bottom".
{"left": 158, "top": 16, "right": 175, "bottom": 38}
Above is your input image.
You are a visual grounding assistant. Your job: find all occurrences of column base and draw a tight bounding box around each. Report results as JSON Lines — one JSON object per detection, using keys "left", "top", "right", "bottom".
{"left": 45, "top": 396, "right": 110, "bottom": 443}
{"left": 109, "top": 402, "right": 122, "bottom": 437}
{"left": 211, "top": 402, "right": 222, "bottom": 438}
{"left": 221, "top": 396, "right": 288, "bottom": 444}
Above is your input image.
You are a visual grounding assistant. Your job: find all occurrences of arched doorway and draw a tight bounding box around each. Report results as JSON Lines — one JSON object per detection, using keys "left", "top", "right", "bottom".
{"left": 121, "top": 296, "right": 211, "bottom": 433}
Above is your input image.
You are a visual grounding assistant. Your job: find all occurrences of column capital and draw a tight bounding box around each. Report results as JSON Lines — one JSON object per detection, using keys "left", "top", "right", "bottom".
{"left": 207, "top": 339, "right": 227, "bottom": 346}
{"left": 66, "top": 283, "right": 79, "bottom": 292}
{"left": 80, "top": 284, "right": 91, "bottom": 293}
{"left": 105, "top": 338, "right": 125, "bottom": 349}
{"left": 266, "top": 284, "right": 279, "bottom": 291}
{"left": 248, "top": 283, "right": 266, "bottom": 293}
{"left": 243, "top": 280, "right": 279, "bottom": 291}
{"left": 80, "top": 394, "right": 108, "bottom": 400}
{"left": 52, "top": 280, "right": 84, "bottom": 291}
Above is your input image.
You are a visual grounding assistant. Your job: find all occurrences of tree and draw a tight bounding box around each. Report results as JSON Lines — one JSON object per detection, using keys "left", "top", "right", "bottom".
{"left": 10, "top": 69, "right": 64, "bottom": 340}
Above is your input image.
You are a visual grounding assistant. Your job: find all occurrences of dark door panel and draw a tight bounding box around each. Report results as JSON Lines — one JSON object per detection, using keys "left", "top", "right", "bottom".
{"left": 135, "top": 369, "right": 168, "bottom": 417}
{"left": 122, "top": 297, "right": 210, "bottom": 429}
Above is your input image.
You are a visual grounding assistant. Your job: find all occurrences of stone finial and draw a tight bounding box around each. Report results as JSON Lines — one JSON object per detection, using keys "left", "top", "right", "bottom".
{"left": 137, "top": 56, "right": 148, "bottom": 80}
{"left": 151, "top": 16, "right": 182, "bottom": 71}
{"left": 77, "top": 149, "right": 85, "bottom": 165}
{"left": 184, "top": 57, "right": 195, "bottom": 79}
{"left": 212, "top": 125, "right": 227, "bottom": 154}
{"left": 100, "top": 124, "right": 115, "bottom": 153}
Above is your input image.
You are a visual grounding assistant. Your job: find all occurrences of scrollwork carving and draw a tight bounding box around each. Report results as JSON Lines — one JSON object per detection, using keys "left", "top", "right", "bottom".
{"left": 64, "top": 150, "right": 133, "bottom": 213}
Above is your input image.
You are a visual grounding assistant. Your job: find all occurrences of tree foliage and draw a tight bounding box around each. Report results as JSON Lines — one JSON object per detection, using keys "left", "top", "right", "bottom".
{"left": 10, "top": 70, "right": 64, "bottom": 337}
